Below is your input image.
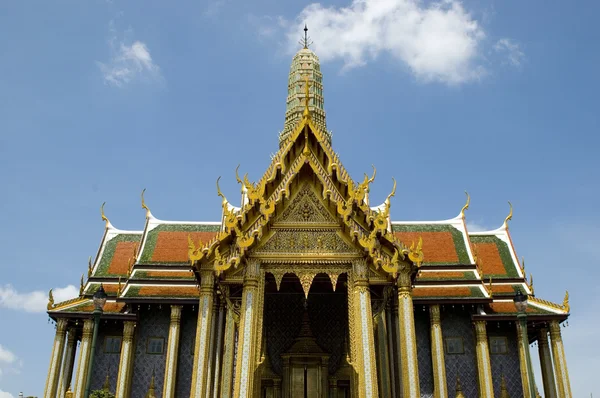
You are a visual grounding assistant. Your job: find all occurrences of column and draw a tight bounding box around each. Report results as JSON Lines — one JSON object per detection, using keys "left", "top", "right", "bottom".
{"left": 273, "top": 379, "right": 281, "bottom": 398}
{"left": 163, "top": 305, "right": 183, "bottom": 398}
{"left": 73, "top": 319, "right": 94, "bottom": 398}
{"left": 212, "top": 300, "right": 226, "bottom": 398}
{"left": 473, "top": 321, "right": 494, "bottom": 398}
{"left": 44, "top": 318, "right": 69, "bottom": 398}
{"left": 205, "top": 301, "right": 219, "bottom": 398}
{"left": 57, "top": 327, "right": 78, "bottom": 398}
{"left": 429, "top": 305, "right": 448, "bottom": 398}
{"left": 396, "top": 267, "right": 419, "bottom": 398}
{"left": 375, "top": 313, "right": 392, "bottom": 398}
{"left": 392, "top": 297, "right": 403, "bottom": 396}
{"left": 516, "top": 319, "right": 533, "bottom": 398}
{"left": 549, "top": 320, "right": 572, "bottom": 398}
{"left": 220, "top": 295, "right": 238, "bottom": 398}
{"left": 352, "top": 259, "right": 379, "bottom": 398}
{"left": 190, "top": 269, "right": 216, "bottom": 398}
{"left": 115, "top": 321, "right": 136, "bottom": 398}
{"left": 233, "top": 259, "right": 262, "bottom": 398}
{"left": 385, "top": 304, "right": 397, "bottom": 398}
{"left": 537, "top": 328, "right": 557, "bottom": 398}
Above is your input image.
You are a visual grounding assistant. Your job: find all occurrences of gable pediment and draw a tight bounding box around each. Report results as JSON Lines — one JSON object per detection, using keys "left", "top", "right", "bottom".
{"left": 273, "top": 182, "right": 338, "bottom": 226}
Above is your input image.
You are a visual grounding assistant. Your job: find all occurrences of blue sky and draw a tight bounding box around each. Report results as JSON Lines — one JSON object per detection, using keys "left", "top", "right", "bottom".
{"left": 0, "top": 0, "right": 598, "bottom": 396}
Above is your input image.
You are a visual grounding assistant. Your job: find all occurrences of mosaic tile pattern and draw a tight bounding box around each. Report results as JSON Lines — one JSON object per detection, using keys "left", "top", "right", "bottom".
{"left": 130, "top": 307, "right": 170, "bottom": 398}
{"left": 441, "top": 308, "right": 478, "bottom": 398}
{"left": 175, "top": 308, "right": 197, "bottom": 398}
{"left": 90, "top": 322, "right": 123, "bottom": 393}
{"left": 489, "top": 324, "right": 523, "bottom": 398}
{"left": 415, "top": 310, "right": 434, "bottom": 398}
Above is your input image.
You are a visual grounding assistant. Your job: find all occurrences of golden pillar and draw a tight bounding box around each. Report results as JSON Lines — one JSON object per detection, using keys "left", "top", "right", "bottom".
{"left": 516, "top": 319, "right": 533, "bottom": 398}
{"left": 392, "top": 298, "right": 403, "bottom": 396}
{"left": 57, "top": 327, "right": 77, "bottom": 398}
{"left": 205, "top": 301, "right": 219, "bottom": 398}
{"left": 115, "top": 321, "right": 136, "bottom": 398}
{"left": 385, "top": 304, "right": 398, "bottom": 398}
{"left": 233, "top": 259, "right": 262, "bottom": 398}
{"left": 220, "top": 292, "right": 238, "bottom": 398}
{"left": 537, "top": 327, "right": 557, "bottom": 398}
{"left": 549, "top": 320, "right": 572, "bottom": 398}
{"left": 396, "top": 268, "right": 419, "bottom": 398}
{"left": 473, "top": 320, "right": 494, "bottom": 398}
{"left": 212, "top": 300, "right": 227, "bottom": 398}
{"left": 163, "top": 305, "right": 183, "bottom": 398}
{"left": 429, "top": 305, "right": 448, "bottom": 398}
{"left": 73, "top": 319, "right": 94, "bottom": 398}
{"left": 352, "top": 259, "right": 379, "bottom": 398}
{"left": 190, "top": 269, "right": 216, "bottom": 398}
{"left": 375, "top": 312, "right": 391, "bottom": 398}
{"left": 44, "top": 318, "right": 69, "bottom": 398}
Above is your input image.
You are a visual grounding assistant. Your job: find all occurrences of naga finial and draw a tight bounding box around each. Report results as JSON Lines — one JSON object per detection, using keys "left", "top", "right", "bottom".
{"left": 408, "top": 236, "right": 424, "bottom": 267}
{"left": 100, "top": 202, "right": 110, "bottom": 228}
{"left": 368, "top": 164, "right": 376, "bottom": 184}
{"left": 88, "top": 256, "right": 93, "bottom": 277}
{"left": 216, "top": 176, "right": 228, "bottom": 205}
{"left": 141, "top": 188, "right": 151, "bottom": 218}
{"left": 79, "top": 274, "right": 85, "bottom": 296}
{"left": 47, "top": 289, "right": 55, "bottom": 310}
{"left": 529, "top": 273, "right": 535, "bottom": 295}
{"left": 385, "top": 177, "right": 397, "bottom": 205}
{"left": 503, "top": 201, "right": 513, "bottom": 229}
{"left": 563, "top": 290, "right": 570, "bottom": 312}
{"left": 460, "top": 191, "right": 470, "bottom": 218}
{"left": 235, "top": 165, "right": 243, "bottom": 188}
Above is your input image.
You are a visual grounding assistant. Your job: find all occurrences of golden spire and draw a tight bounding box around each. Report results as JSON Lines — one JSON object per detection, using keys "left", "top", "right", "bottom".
{"left": 503, "top": 201, "right": 513, "bottom": 229}
{"left": 100, "top": 202, "right": 110, "bottom": 228}
{"left": 455, "top": 375, "right": 465, "bottom": 398}
{"left": 146, "top": 370, "right": 157, "bottom": 398}
{"left": 300, "top": 24, "right": 312, "bottom": 49}
{"left": 500, "top": 373, "right": 510, "bottom": 398}
{"left": 460, "top": 191, "right": 470, "bottom": 218}
{"left": 141, "top": 188, "right": 151, "bottom": 218}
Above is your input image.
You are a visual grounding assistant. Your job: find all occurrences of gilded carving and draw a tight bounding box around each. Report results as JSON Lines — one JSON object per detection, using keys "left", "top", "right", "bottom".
{"left": 255, "top": 229, "right": 357, "bottom": 255}
{"left": 274, "top": 183, "right": 336, "bottom": 224}
{"left": 298, "top": 273, "right": 315, "bottom": 298}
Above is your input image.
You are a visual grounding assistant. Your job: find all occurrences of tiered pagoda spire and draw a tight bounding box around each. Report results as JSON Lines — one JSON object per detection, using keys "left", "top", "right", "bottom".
{"left": 280, "top": 25, "right": 330, "bottom": 145}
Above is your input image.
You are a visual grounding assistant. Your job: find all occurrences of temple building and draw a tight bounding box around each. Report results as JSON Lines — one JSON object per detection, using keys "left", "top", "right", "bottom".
{"left": 44, "top": 33, "right": 572, "bottom": 398}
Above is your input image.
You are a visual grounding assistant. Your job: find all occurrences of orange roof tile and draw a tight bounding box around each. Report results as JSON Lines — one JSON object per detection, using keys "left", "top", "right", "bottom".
{"left": 151, "top": 231, "right": 218, "bottom": 263}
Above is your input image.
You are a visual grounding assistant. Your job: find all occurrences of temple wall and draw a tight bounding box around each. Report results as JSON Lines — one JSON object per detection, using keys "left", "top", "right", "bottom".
{"left": 489, "top": 325, "right": 523, "bottom": 397}
{"left": 90, "top": 322, "right": 123, "bottom": 392}
{"left": 175, "top": 308, "right": 197, "bottom": 398}
{"left": 441, "top": 308, "right": 478, "bottom": 397}
{"left": 130, "top": 306, "right": 170, "bottom": 398}
{"left": 415, "top": 309, "right": 434, "bottom": 398}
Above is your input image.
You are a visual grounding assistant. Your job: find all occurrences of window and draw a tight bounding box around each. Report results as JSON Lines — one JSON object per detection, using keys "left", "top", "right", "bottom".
{"left": 490, "top": 336, "right": 508, "bottom": 354}
{"left": 445, "top": 337, "right": 464, "bottom": 355}
{"left": 104, "top": 336, "right": 122, "bottom": 354}
{"left": 147, "top": 337, "right": 165, "bottom": 355}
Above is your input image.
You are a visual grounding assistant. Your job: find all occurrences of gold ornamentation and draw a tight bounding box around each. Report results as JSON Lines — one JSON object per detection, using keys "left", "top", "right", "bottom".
{"left": 117, "top": 277, "right": 122, "bottom": 297}
{"left": 520, "top": 256, "right": 526, "bottom": 275}
{"left": 255, "top": 229, "right": 357, "bottom": 255}
{"left": 47, "top": 289, "right": 55, "bottom": 310}
{"left": 100, "top": 202, "right": 110, "bottom": 228}
{"left": 563, "top": 290, "right": 570, "bottom": 313}
{"left": 79, "top": 274, "right": 84, "bottom": 296}
{"left": 455, "top": 375, "right": 465, "bottom": 398}
{"left": 328, "top": 272, "right": 339, "bottom": 291}
{"left": 461, "top": 191, "right": 470, "bottom": 218}
{"left": 408, "top": 237, "right": 424, "bottom": 266}
{"left": 528, "top": 273, "right": 535, "bottom": 295}
{"left": 88, "top": 256, "right": 93, "bottom": 277}
{"left": 302, "top": 75, "right": 312, "bottom": 117}
{"left": 504, "top": 201, "right": 513, "bottom": 229}
{"left": 141, "top": 188, "right": 151, "bottom": 218}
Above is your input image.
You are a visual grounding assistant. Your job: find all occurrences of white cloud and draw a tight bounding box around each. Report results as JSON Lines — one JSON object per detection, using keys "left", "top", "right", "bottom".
{"left": 0, "top": 284, "right": 78, "bottom": 313}
{"left": 0, "top": 346, "right": 16, "bottom": 365}
{"left": 494, "top": 38, "right": 524, "bottom": 66}
{"left": 203, "top": 0, "right": 227, "bottom": 18}
{"left": 0, "top": 345, "right": 22, "bottom": 384}
{"left": 466, "top": 221, "right": 490, "bottom": 232}
{"left": 0, "top": 389, "right": 14, "bottom": 398}
{"left": 273, "top": 0, "right": 490, "bottom": 84}
{"left": 97, "top": 20, "right": 161, "bottom": 87}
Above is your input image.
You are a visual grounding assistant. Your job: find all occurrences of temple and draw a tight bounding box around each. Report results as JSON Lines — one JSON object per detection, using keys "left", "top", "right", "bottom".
{"left": 44, "top": 31, "right": 572, "bottom": 398}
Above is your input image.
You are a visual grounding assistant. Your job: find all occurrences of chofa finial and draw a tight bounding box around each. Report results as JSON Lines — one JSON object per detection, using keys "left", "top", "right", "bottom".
{"left": 100, "top": 202, "right": 110, "bottom": 228}
{"left": 47, "top": 289, "right": 55, "bottom": 310}
{"left": 460, "top": 191, "right": 470, "bottom": 218}
{"left": 503, "top": 201, "right": 513, "bottom": 229}
{"left": 141, "top": 188, "right": 152, "bottom": 218}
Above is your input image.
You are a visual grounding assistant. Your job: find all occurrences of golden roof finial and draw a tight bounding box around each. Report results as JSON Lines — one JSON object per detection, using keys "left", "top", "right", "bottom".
{"left": 408, "top": 236, "right": 424, "bottom": 267}
{"left": 302, "top": 74, "right": 313, "bottom": 118}
{"left": 460, "top": 191, "right": 470, "bottom": 218}
{"left": 529, "top": 273, "right": 535, "bottom": 295}
{"left": 100, "top": 202, "right": 110, "bottom": 228}
{"left": 520, "top": 256, "right": 525, "bottom": 274}
{"left": 300, "top": 24, "right": 312, "bottom": 49}
{"left": 47, "top": 289, "right": 55, "bottom": 310}
{"left": 503, "top": 201, "right": 513, "bottom": 229}
{"left": 488, "top": 277, "right": 493, "bottom": 297}
{"left": 216, "top": 176, "right": 230, "bottom": 208}
{"left": 141, "top": 188, "right": 151, "bottom": 218}
{"left": 386, "top": 177, "right": 397, "bottom": 203}
{"left": 79, "top": 274, "right": 85, "bottom": 296}
{"left": 235, "top": 165, "right": 244, "bottom": 189}
{"left": 368, "top": 164, "right": 376, "bottom": 184}
{"left": 88, "top": 256, "right": 93, "bottom": 278}
{"left": 563, "top": 290, "right": 570, "bottom": 312}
